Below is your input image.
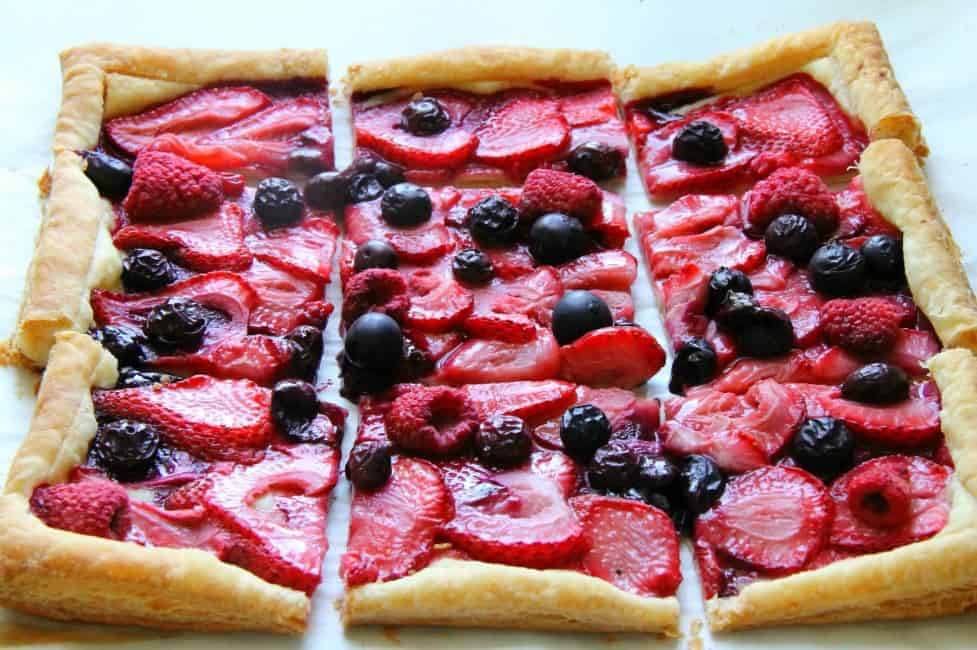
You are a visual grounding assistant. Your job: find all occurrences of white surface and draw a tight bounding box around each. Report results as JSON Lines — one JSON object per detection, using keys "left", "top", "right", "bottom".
{"left": 1, "top": 1, "right": 976, "bottom": 647}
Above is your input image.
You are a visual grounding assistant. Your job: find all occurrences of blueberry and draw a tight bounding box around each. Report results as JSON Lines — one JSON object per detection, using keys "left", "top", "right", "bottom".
{"left": 286, "top": 325, "right": 324, "bottom": 380}
{"left": 810, "top": 242, "right": 867, "bottom": 296}
{"left": 373, "top": 160, "right": 406, "bottom": 188}
{"left": 399, "top": 337, "right": 434, "bottom": 381}
{"left": 304, "top": 171, "right": 348, "bottom": 210}
{"left": 714, "top": 291, "right": 762, "bottom": 331}
{"left": 791, "top": 417, "right": 854, "bottom": 476}
{"left": 115, "top": 367, "right": 179, "bottom": 389}
{"left": 560, "top": 403, "right": 612, "bottom": 458}
{"left": 91, "top": 325, "right": 150, "bottom": 366}
{"left": 551, "top": 290, "right": 613, "bottom": 344}
{"left": 338, "top": 350, "right": 394, "bottom": 399}
{"left": 92, "top": 419, "right": 160, "bottom": 476}
{"left": 344, "top": 312, "right": 403, "bottom": 370}
{"left": 143, "top": 297, "right": 207, "bottom": 351}
{"left": 288, "top": 147, "right": 329, "bottom": 175}
{"left": 381, "top": 183, "right": 432, "bottom": 227}
{"left": 705, "top": 267, "right": 753, "bottom": 316}
{"left": 733, "top": 306, "right": 794, "bottom": 358}
{"left": 669, "top": 337, "right": 718, "bottom": 394}
{"left": 566, "top": 141, "right": 624, "bottom": 181}
{"left": 643, "top": 491, "right": 674, "bottom": 516}
{"left": 271, "top": 379, "right": 319, "bottom": 436}
{"left": 401, "top": 96, "right": 451, "bottom": 135}
{"left": 637, "top": 455, "right": 679, "bottom": 491}
{"left": 475, "top": 415, "right": 532, "bottom": 468}
{"left": 121, "top": 249, "right": 175, "bottom": 293}
{"left": 765, "top": 214, "right": 819, "bottom": 263}
{"left": 354, "top": 240, "right": 399, "bottom": 273}
{"left": 680, "top": 454, "right": 725, "bottom": 513}
{"left": 672, "top": 120, "right": 727, "bottom": 165}
{"left": 529, "top": 213, "right": 591, "bottom": 265}
{"left": 81, "top": 150, "right": 132, "bottom": 199}
{"left": 841, "top": 362, "right": 910, "bottom": 405}
{"left": 452, "top": 248, "right": 494, "bottom": 285}
{"left": 467, "top": 195, "right": 520, "bottom": 246}
{"left": 345, "top": 172, "right": 385, "bottom": 204}
{"left": 587, "top": 441, "right": 640, "bottom": 491}
{"left": 254, "top": 177, "right": 304, "bottom": 229}
{"left": 861, "top": 235, "right": 904, "bottom": 283}
{"left": 345, "top": 441, "right": 393, "bottom": 490}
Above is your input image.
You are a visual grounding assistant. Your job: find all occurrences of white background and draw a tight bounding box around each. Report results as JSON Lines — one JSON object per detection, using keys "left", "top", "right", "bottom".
{"left": 1, "top": 1, "right": 976, "bottom": 648}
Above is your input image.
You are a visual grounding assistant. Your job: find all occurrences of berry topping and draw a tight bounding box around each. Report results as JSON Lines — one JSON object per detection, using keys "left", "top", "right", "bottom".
{"left": 519, "top": 168, "right": 602, "bottom": 221}
{"left": 821, "top": 297, "right": 901, "bottom": 354}
{"left": 437, "top": 328, "right": 561, "bottom": 385}
{"left": 529, "top": 213, "right": 590, "bottom": 265}
{"left": 345, "top": 441, "right": 393, "bottom": 491}
{"left": 861, "top": 234, "right": 904, "bottom": 282}
{"left": 122, "top": 151, "right": 223, "bottom": 222}
{"left": 80, "top": 150, "right": 132, "bottom": 198}
{"left": 121, "top": 248, "right": 176, "bottom": 292}
{"left": 472, "top": 94, "right": 570, "bottom": 177}
{"left": 705, "top": 267, "right": 753, "bottom": 316}
{"left": 338, "top": 352, "right": 394, "bottom": 400}
{"left": 566, "top": 141, "right": 624, "bottom": 181}
{"left": 587, "top": 440, "right": 640, "bottom": 492}
{"left": 638, "top": 455, "right": 680, "bottom": 491}
{"left": 381, "top": 183, "right": 432, "bottom": 227}
{"left": 345, "top": 171, "right": 385, "bottom": 204}
{"left": 406, "top": 271, "right": 475, "bottom": 332}
{"left": 559, "top": 325, "right": 667, "bottom": 388}
{"left": 288, "top": 147, "right": 329, "bottom": 175}
{"left": 672, "top": 120, "right": 728, "bottom": 165}
{"left": 790, "top": 417, "right": 854, "bottom": 476}
{"left": 90, "top": 325, "right": 150, "bottom": 366}
{"left": 475, "top": 414, "right": 532, "bottom": 468}
{"left": 680, "top": 454, "right": 725, "bottom": 514}
{"left": 271, "top": 378, "right": 318, "bottom": 432}
{"left": 143, "top": 297, "right": 207, "bottom": 351}
{"left": 841, "top": 362, "right": 910, "bottom": 405}
{"left": 254, "top": 177, "right": 303, "bottom": 230}
{"left": 452, "top": 248, "right": 495, "bottom": 285}
{"left": 669, "top": 337, "right": 718, "bottom": 394}
{"left": 401, "top": 96, "right": 451, "bottom": 135}
{"left": 716, "top": 294, "right": 794, "bottom": 358}
{"left": 115, "top": 367, "right": 180, "bottom": 389}
{"left": 463, "top": 380, "right": 577, "bottom": 421}
{"left": 341, "top": 267, "right": 410, "bottom": 326}
{"left": 344, "top": 312, "right": 404, "bottom": 371}
{"left": 552, "top": 290, "right": 613, "bottom": 345}
{"left": 764, "top": 214, "right": 819, "bottom": 263}
{"left": 91, "top": 419, "right": 160, "bottom": 477}
{"left": 560, "top": 403, "right": 612, "bottom": 458}
{"left": 286, "top": 325, "right": 324, "bottom": 380}
{"left": 846, "top": 460, "right": 912, "bottom": 528}
{"left": 462, "top": 312, "right": 536, "bottom": 344}
{"left": 695, "top": 466, "right": 830, "bottom": 571}
{"left": 744, "top": 167, "right": 839, "bottom": 237}
{"left": 353, "top": 239, "right": 399, "bottom": 273}
{"left": 809, "top": 242, "right": 866, "bottom": 296}
{"left": 385, "top": 386, "right": 478, "bottom": 456}
{"left": 304, "top": 171, "right": 348, "bottom": 210}
{"left": 467, "top": 195, "right": 520, "bottom": 246}
{"left": 30, "top": 480, "right": 131, "bottom": 540}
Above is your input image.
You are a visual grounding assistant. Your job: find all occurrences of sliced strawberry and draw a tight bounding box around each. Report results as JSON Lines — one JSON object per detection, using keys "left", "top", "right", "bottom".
{"left": 570, "top": 495, "right": 681, "bottom": 597}
{"left": 639, "top": 194, "right": 740, "bottom": 239}
{"left": 341, "top": 457, "right": 451, "bottom": 586}
{"left": 835, "top": 176, "right": 900, "bottom": 239}
{"left": 484, "top": 245, "right": 536, "bottom": 280}
{"left": 559, "top": 83, "right": 618, "bottom": 127}
{"left": 647, "top": 225, "right": 766, "bottom": 280}
{"left": 407, "top": 270, "right": 475, "bottom": 333}
{"left": 887, "top": 328, "right": 941, "bottom": 376}
{"left": 558, "top": 250, "right": 637, "bottom": 291}
{"left": 241, "top": 260, "right": 331, "bottom": 335}
{"left": 189, "top": 334, "right": 293, "bottom": 385}
{"left": 748, "top": 255, "right": 793, "bottom": 291}
{"left": 114, "top": 202, "right": 252, "bottom": 272}
{"left": 590, "top": 290, "right": 634, "bottom": 323}
{"left": 588, "top": 193, "right": 630, "bottom": 248}
{"left": 462, "top": 312, "right": 536, "bottom": 343}
{"left": 695, "top": 466, "right": 831, "bottom": 571}
{"left": 529, "top": 449, "right": 579, "bottom": 498}
{"left": 92, "top": 375, "right": 273, "bottom": 461}
{"left": 755, "top": 269, "right": 824, "bottom": 347}
{"left": 406, "top": 329, "right": 465, "bottom": 362}
{"left": 462, "top": 380, "right": 577, "bottom": 421}
{"left": 829, "top": 455, "right": 950, "bottom": 552}
{"left": 437, "top": 327, "right": 561, "bottom": 384}
{"left": 532, "top": 387, "right": 655, "bottom": 449}
{"left": 559, "top": 326, "right": 666, "bottom": 388}
{"left": 472, "top": 93, "right": 570, "bottom": 178}
{"left": 482, "top": 267, "right": 563, "bottom": 326}
{"left": 345, "top": 200, "right": 453, "bottom": 264}
{"left": 712, "top": 345, "right": 860, "bottom": 393}
{"left": 246, "top": 216, "right": 339, "bottom": 283}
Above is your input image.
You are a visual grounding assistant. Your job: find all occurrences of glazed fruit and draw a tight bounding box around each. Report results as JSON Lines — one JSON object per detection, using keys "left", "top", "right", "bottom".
{"left": 304, "top": 171, "right": 348, "bottom": 210}
{"left": 344, "top": 312, "right": 403, "bottom": 371}
{"left": 286, "top": 325, "right": 324, "bottom": 380}
{"left": 680, "top": 454, "right": 725, "bottom": 514}
{"left": 520, "top": 169, "right": 602, "bottom": 221}
{"left": 705, "top": 267, "right": 753, "bottom": 316}
{"left": 735, "top": 306, "right": 794, "bottom": 358}
{"left": 861, "top": 234, "right": 904, "bottom": 282}
{"left": 346, "top": 441, "right": 393, "bottom": 491}
{"left": 714, "top": 291, "right": 761, "bottom": 330}
{"left": 587, "top": 440, "right": 640, "bottom": 491}
{"left": 81, "top": 150, "right": 132, "bottom": 199}
{"left": 271, "top": 379, "right": 319, "bottom": 431}
{"left": 92, "top": 419, "right": 160, "bottom": 475}
{"left": 551, "top": 290, "right": 613, "bottom": 345}
{"left": 745, "top": 167, "right": 839, "bottom": 237}
{"left": 669, "top": 337, "right": 718, "bottom": 394}
{"left": 764, "top": 214, "right": 819, "bottom": 263}
{"left": 671, "top": 120, "right": 727, "bottom": 165}
{"left": 529, "top": 213, "right": 590, "bottom": 265}
{"left": 560, "top": 404, "right": 612, "bottom": 458}
{"left": 810, "top": 242, "right": 866, "bottom": 296}
{"left": 254, "top": 177, "right": 304, "bottom": 229}
{"left": 353, "top": 239, "right": 399, "bottom": 273}
{"left": 381, "top": 183, "right": 432, "bottom": 227}
{"left": 385, "top": 386, "right": 478, "bottom": 456}
{"left": 401, "top": 96, "right": 451, "bottom": 135}
{"left": 123, "top": 151, "right": 222, "bottom": 221}
{"left": 566, "top": 141, "right": 623, "bottom": 181}
{"left": 345, "top": 172, "right": 385, "bottom": 204}
{"left": 790, "top": 417, "right": 855, "bottom": 476}
{"left": 821, "top": 297, "right": 901, "bottom": 354}
{"left": 143, "top": 297, "right": 207, "bottom": 350}
{"left": 841, "top": 362, "right": 910, "bottom": 405}
{"left": 452, "top": 248, "right": 494, "bottom": 285}
{"left": 115, "top": 367, "right": 179, "bottom": 389}
{"left": 475, "top": 414, "right": 532, "bottom": 468}
{"left": 91, "top": 325, "right": 150, "bottom": 366}
{"left": 400, "top": 337, "right": 435, "bottom": 380}
{"left": 288, "top": 147, "right": 329, "bottom": 175}
{"left": 121, "top": 248, "right": 175, "bottom": 292}
{"left": 638, "top": 455, "right": 679, "bottom": 491}
{"left": 467, "top": 195, "right": 520, "bottom": 246}
{"left": 845, "top": 459, "right": 912, "bottom": 528}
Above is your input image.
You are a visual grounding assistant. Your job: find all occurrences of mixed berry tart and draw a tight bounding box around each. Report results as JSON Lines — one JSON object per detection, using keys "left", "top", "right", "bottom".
{"left": 345, "top": 47, "right": 628, "bottom": 186}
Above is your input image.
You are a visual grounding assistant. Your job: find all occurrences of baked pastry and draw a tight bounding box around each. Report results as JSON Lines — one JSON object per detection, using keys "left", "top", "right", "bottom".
{"left": 344, "top": 47, "right": 627, "bottom": 185}
{"left": 616, "top": 22, "right": 926, "bottom": 198}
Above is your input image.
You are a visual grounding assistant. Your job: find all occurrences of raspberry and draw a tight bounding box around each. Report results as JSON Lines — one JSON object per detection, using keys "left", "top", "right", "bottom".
{"left": 820, "top": 297, "right": 901, "bottom": 354}
{"left": 385, "top": 386, "right": 478, "bottom": 456}
{"left": 519, "top": 168, "right": 602, "bottom": 222}
{"left": 122, "top": 151, "right": 223, "bottom": 221}
{"left": 745, "top": 167, "right": 839, "bottom": 237}
{"left": 30, "top": 479, "right": 131, "bottom": 540}
{"left": 341, "top": 268, "right": 410, "bottom": 327}
{"left": 845, "top": 460, "right": 912, "bottom": 528}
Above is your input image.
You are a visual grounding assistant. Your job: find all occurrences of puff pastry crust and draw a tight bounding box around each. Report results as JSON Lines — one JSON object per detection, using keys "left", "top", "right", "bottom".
{"left": 615, "top": 21, "right": 927, "bottom": 157}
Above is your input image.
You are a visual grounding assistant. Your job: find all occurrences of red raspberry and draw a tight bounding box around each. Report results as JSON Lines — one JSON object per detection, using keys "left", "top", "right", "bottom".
{"left": 845, "top": 460, "right": 912, "bottom": 528}
{"left": 385, "top": 386, "right": 479, "bottom": 456}
{"left": 820, "top": 297, "right": 901, "bottom": 354}
{"left": 30, "top": 479, "right": 131, "bottom": 539}
{"left": 745, "top": 167, "right": 839, "bottom": 237}
{"left": 123, "top": 151, "right": 223, "bottom": 221}
{"left": 519, "top": 168, "right": 602, "bottom": 222}
{"left": 341, "top": 268, "right": 410, "bottom": 327}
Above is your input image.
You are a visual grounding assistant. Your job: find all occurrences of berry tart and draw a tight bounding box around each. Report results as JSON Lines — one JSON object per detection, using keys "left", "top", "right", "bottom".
{"left": 344, "top": 47, "right": 628, "bottom": 185}
{"left": 636, "top": 139, "right": 977, "bottom": 630}
{"left": 0, "top": 46, "right": 347, "bottom": 633}
{"left": 616, "top": 22, "right": 926, "bottom": 198}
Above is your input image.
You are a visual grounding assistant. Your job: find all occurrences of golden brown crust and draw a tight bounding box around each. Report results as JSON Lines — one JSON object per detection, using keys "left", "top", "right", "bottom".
{"left": 344, "top": 46, "right": 613, "bottom": 93}
{"left": 615, "top": 21, "right": 926, "bottom": 156}
{"left": 341, "top": 559, "right": 679, "bottom": 635}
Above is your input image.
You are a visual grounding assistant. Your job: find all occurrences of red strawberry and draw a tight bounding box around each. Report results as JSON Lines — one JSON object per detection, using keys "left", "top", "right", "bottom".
{"left": 246, "top": 216, "right": 339, "bottom": 283}
{"left": 844, "top": 458, "right": 913, "bottom": 528}
{"left": 114, "top": 201, "right": 251, "bottom": 272}
{"left": 405, "top": 329, "right": 464, "bottom": 362}
{"left": 590, "top": 290, "right": 634, "bottom": 322}
{"left": 462, "top": 312, "right": 536, "bottom": 343}
{"left": 519, "top": 168, "right": 601, "bottom": 221}
{"left": 385, "top": 386, "right": 478, "bottom": 456}
{"left": 463, "top": 380, "right": 577, "bottom": 421}
{"left": 406, "top": 270, "right": 474, "bottom": 333}
{"left": 743, "top": 167, "right": 839, "bottom": 237}
{"left": 587, "top": 193, "right": 630, "bottom": 247}
{"left": 342, "top": 268, "right": 410, "bottom": 327}
{"left": 558, "top": 250, "right": 637, "bottom": 291}
{"left": 345, "top": 191, "right": 454, "bottom": 264}
{"left": 570, "top": 495, "right": 681, "bottom": 597}
{"left": 887, "top": 328, "right": 940, "bottom": 376}
{"left": 437, "top": 327, "right": 561, "bottom": 384}
{"left": 695, "top": 466, "right": 831, "bottom": 571}
{"left": 341, "top": 457, "right": 451, "bottom": 586}
{"left": 558, "top": 83, "right": 618, "bottom": 127}
{"left": 647, "top": 225, "right": 766, "bottom": 279}
{"left": 241, "top": 260, "right": 331, "bottom": 336}
{"left": 531, "top": 387, "right": 657, "bottom": 450}
{"left": 712, "top": 345, "right": 861, "bottom": 393}
{"left": 92, "top": 375, "right": 274, "bottom": 461}
{"left": 559, "top": 326, "right": 666, "bottom": 388}
{"left": 820, "top": 297, "right": 902, "bottom": 354}
{"left": 640, "top": 194, "right": 740, "bottom": 239}
{"left": 529, "top": 449, "right": 579, "bottom": 498}
{"left": 486, "top": 267, "right": 563, "bottom": 326}
{"left": 829, "top": 455, "right": 950, "bottom": 552}
{"left": 190, "top": 334, "right": 293, "bottom": 385}
{"left": 835, "top": 176, "right": 900, "bottom": 239}
{"left": 472, "top": 94, "right": 570, "bottom": 178}
{"left": 753, "top": 269, "right": 824, "bottom": 347}
{"left": 30, "top": 479, "right": 131, "bottom": 540}
{"left": 122, "top": 151, "right": 224, "bottom": 221}
{"left": 484, "top": 245, "right": 536, "bottom": 280}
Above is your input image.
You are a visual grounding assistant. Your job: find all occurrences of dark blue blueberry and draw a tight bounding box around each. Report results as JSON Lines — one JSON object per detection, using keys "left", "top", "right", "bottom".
{"left": 354, "top": 240, "right": 399, "bottom": 273}
{"left": 81, "top": 150, "right": 132, "bottom": 199}
{"left": 551, "top": 290, "right": 613, "bottom": 345}
{"left": 121, "top": 248, "right": 175, "bottom": 292}
{"left": 529, "top": 213, "right": 590, "bottom": 265}
{"left": 672, "top": 120, "right": 727, "bottom": 165}
{"left": 401, "top": 97, "right": 451, "bottom": 135}
{"left": 344, "top": 312, "right": 403, "bottom": 371}
{"left": 790, "top": 417, "right": 854, "bottom": 476}
{"left": 254, "top": 177, "right": 304, "bottom": 229}
{"left": 381, "top": 183, "right": 432, "bottom": 227}
{"left": 560, "top": 403, "right": 612, "bottom": 458}
{"left": 467, "top": 195, "right": 520, "bottom": 246}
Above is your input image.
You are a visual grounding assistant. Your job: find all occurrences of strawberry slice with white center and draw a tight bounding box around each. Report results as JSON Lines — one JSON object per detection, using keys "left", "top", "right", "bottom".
{"left": 570, "top": 495, "right": 681, "bottom": 597}
{"left": 695, "top": 465, "right": 831, "bottom": 571}
{"left": 407, "top": 270, "right": 475, "bottom": 333}
{"left": 240, "top": 260, "right": 331, "bottom": 335}
{"left": 886, "top": 328, "right": 941, "bottom": 376}
{"left": 712, "top": 345, "right": 861, "bottom": 393}
{"left": 529, "top": 449, "right": 579, "bottom": 498}
{"left": 463, "top": 380, "right": 577, "bottom": 421}
{"left": 245, "top": 216, "right": 339, "bottom": 283}
{"left": 647, "top": 225, "right": 766, "bottom": 280}
{"left": 558, "top": 250, "right": 637, "bottom": 292}
{"left": 472, "top": 93, "right": 570, "bottom": 178}
{"left": 829, "top": 455, "right": 950, "bottom": 552}
{"left": 748, "top": 255, "right": 793, "bottom": 291}
{"left": 637, "top": 194, "right": 741, "bottom": 240}
{"left": 345, "top": 198, "right": 453, "bottom": 264}
{"left": 437, "top": 326, "right": 561, "bottom": 384}
{"left": 341, "top": 457, "right": 451, "bottom": 586}
{"left": 114, "top": 202, "right": 252, "bottom": 272}
{"left": 558, "top": 326, "right": 667, "bottom": 388}
{"left": 196, "top": 335, "right": 293, "bottom": 385}
{"left": 477, "top": 267, "right": 563, "bottom": 326}
{"left": 559, "top": 83, "right": 618, "bottom": 127}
